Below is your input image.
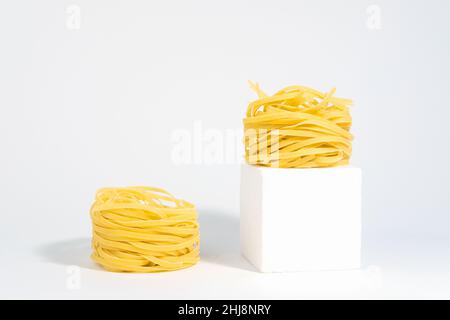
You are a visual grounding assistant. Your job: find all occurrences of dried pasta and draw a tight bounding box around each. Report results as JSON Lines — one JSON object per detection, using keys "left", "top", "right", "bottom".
{"left": 244, "top": 81, "right": 353, "bottom": 168}
{"left": 90, "top": 186, "right": 199, "bottom": 272}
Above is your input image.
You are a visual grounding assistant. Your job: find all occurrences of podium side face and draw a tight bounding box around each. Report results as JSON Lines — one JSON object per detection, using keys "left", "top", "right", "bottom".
{"left": 240, "top": 165, "right": 264, "bottom": 270}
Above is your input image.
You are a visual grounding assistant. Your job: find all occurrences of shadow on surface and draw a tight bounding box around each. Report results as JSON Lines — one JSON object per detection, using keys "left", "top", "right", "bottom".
{"left": 37, "top": 210, "right": 254, "bottom": 272}
{"left": 37, "top": 238, "right": 100, "bottom": 270}
{"left": 198, "top": 209, "right": 255, "bottom": 271}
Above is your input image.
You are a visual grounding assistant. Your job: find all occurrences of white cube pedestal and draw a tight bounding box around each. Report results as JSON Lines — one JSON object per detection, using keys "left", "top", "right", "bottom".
{"left": 240, "top": 163, "right": 362, "bottom": 272}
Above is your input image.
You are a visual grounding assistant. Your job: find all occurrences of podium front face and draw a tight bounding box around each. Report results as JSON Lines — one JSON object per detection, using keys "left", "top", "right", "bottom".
{"left": 240, "top": 164, "right": 362, "bottom": 272}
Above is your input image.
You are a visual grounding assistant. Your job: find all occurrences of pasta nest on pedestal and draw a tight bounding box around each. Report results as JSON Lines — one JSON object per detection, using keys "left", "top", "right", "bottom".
{"left": 244, "top": 82, "right": 353, "bottom": 168}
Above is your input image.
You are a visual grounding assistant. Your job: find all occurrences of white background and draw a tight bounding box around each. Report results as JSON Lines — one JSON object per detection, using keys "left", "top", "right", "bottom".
{"left": 1, "top": 0, "right": 450, "bottom": 299}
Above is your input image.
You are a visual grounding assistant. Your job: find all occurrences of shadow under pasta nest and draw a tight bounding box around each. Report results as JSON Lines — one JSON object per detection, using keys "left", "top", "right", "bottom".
{"left": 37, "top": 210, "right": 254, "bottom": 272}
{"left": 37, "top": 237, "right": 101, "bottom": 271}
{"left": 198, "top": 209, "right": 255, "bottom": 272}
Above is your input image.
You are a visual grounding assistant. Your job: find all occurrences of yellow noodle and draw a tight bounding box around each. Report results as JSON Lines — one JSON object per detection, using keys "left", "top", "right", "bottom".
{"left": 244, "top": 81, "right": 353, "bottom": 168}
{"left": 90, "top": 186, "right": 200, "bottom": 272}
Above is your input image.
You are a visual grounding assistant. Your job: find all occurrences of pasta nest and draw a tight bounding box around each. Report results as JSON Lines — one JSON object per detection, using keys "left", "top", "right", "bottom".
{"left": 244, "top": 82, "right": 353, "bottom": 168}
{"left": 90, "top": 186, "right": 199, "bottom": 272}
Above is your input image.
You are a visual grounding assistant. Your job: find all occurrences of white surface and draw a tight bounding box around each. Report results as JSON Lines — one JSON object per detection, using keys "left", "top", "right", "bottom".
{"left": 241, "top": 164, "right": 361, "bottom": 272}
{"left": 1, "top": 0, "right": 450, "bottom": 299}
{"left": 1, "top": 217, "right": 450, "bottom": 299}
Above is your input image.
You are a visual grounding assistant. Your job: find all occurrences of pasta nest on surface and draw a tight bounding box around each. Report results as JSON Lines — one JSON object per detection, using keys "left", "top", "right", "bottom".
{"left": 90, "top": 186, "right": 199, "bottom": 272}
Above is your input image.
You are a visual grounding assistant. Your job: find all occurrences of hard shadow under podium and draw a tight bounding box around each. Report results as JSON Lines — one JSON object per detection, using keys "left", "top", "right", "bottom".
{"left": 37, "top": 210, "right": 254, "bottom": 272}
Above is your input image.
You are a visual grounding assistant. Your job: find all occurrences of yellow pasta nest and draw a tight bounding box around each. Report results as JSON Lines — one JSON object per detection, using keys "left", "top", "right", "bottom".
{"left": 244, "top": 82, "right": 353, "bottom": 168}
{"left": 90, "top": 186, "right": 200, "bottom": 272}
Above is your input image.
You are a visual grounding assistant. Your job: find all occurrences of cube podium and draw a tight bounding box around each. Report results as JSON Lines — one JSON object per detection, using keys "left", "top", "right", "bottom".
{"left": 240, "top": 163, "right": 362, "bottom": 272}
